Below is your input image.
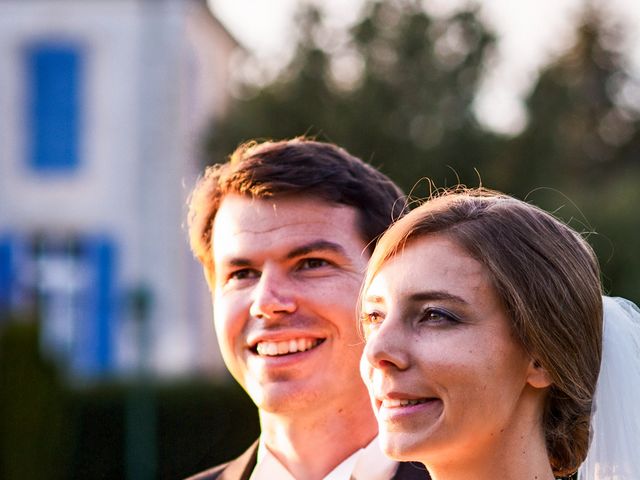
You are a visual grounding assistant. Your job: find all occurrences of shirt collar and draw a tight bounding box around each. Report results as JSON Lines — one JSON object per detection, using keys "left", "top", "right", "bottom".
{"left": 251, "top": 435, "right": 397, "bottom": 480}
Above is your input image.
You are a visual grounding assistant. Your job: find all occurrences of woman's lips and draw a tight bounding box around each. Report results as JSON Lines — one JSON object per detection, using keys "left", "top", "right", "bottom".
{"left": 376, "top": 394, "right": 443, "bottom": 421}
{"left": 381, "top": 397, "right": 433, "bottom": 407}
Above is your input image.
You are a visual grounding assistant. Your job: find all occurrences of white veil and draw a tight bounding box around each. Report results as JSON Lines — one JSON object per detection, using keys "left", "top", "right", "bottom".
{"left": 578, "top": 296, "right": 640, "bottom": 480}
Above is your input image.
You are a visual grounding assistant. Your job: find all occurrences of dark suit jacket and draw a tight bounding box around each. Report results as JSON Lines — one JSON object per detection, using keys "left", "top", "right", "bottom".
{"left": 184, "top": 440, "right": 430, "bottom": 480}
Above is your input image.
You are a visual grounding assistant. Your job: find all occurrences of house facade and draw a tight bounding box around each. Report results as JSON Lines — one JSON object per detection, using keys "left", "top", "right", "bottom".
{"left": 0, "top": 0, "right": 235, "bottom": 379}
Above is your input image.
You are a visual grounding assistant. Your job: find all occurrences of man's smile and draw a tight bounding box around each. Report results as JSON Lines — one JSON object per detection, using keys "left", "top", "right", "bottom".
{"left": 253, "top": 338, "right": 325, "bottom": 356}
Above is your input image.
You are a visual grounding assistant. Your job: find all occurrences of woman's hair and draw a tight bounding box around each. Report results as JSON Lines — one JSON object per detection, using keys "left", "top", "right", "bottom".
{"left": 362, "top": 187, "right": 603, "bottom": 477}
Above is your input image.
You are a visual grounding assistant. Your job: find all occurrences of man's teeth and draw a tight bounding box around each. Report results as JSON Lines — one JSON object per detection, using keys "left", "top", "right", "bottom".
{"left": 382, "top": 398, "right": 429, "bottom": 407}
{"left": 256, "top": 338, "right": 321, "bottom": 356}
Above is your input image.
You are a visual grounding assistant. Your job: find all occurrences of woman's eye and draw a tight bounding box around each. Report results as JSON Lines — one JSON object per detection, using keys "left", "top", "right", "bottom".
{"left": 299, "top": 258, "right": 330, "bottom": 269}
{"left": 421, "top": 307, "right": 458, "bottom": 324}
{"left": 360, "top": 310, "right": 384, "bottom": 326}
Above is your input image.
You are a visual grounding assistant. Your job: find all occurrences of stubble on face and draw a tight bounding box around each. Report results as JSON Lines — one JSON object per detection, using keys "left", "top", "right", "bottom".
{"left": 211, "top": 195, "right": 372, "bottom": 417}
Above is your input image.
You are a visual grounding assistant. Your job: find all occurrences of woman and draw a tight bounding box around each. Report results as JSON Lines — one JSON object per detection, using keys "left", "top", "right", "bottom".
{"left": 359, "top": 188, "right": 639, "bottom": 479}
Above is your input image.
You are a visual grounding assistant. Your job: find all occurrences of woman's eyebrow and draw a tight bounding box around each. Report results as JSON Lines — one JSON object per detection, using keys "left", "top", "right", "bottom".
{"left": 408, "top": 290, "right": 468, "bottom": 305}
{"left": 364, "top": 291, "right": 468, "bottom": 307}
{"left": 363, "top": 294, "right": 385, "bottom": 305}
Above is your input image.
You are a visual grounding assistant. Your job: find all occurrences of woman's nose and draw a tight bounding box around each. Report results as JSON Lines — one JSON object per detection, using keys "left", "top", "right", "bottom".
{"left": 363, "top": 318, "right": 410, "bottom": 372}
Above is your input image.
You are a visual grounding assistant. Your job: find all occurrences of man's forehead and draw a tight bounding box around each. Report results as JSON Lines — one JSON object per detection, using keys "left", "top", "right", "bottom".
{"left": 214, "top": 194, "right": 358, "bottom": 232}
{"left": 211, "top": 194, "right": 366, "bottom": 262}
{"left": 217, "top": 192, "right": 344, "bottom": 213}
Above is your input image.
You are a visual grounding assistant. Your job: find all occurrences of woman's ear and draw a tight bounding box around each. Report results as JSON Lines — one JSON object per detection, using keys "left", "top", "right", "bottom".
{"left": 526, "top": 358, "right": 553, "bottom": 389}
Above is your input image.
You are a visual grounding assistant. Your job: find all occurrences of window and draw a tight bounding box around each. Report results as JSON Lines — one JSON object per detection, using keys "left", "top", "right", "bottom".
{"left": 34, "top": 235, "right": 117, "bottom": 376}
{"left": 26, "top": 43, "right": 83, "bottom": 173}
{"left": 1, "top": 232, "right": 118, "bottom": 377}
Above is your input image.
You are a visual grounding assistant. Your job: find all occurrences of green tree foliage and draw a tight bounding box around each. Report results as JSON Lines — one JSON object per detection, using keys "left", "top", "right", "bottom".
{"left": 0, "top": 321, "right": 68, "bottom": 480}
{"left": 206, "top": 0, "right": 501, "bottom": 189}
{"left": 0, "top": 317, "right": 260, "bottom": 479}
{"left": 500, "top": 13, "right": 640, "bottom": 301}
{"left": 203, "top": 0, "right": 640, "bottom": 302}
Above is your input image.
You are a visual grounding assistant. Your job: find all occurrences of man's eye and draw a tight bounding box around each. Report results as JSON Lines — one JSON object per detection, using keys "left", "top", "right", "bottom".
{"left": 228, "top": 268, "right": 259, "bottom": 281}
{"left": 299, "top": 258, "right": 330, "bottom": 269}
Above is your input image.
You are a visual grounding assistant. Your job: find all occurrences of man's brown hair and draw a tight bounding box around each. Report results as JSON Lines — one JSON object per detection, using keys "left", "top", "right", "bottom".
{"left": 188, "top": 137, "right": 405, "bottom": 277}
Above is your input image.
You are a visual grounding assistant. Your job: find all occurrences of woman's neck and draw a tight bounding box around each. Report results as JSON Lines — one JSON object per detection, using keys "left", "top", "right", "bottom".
{"left": 423, "top": 412, "right": 555, "bottom": 480}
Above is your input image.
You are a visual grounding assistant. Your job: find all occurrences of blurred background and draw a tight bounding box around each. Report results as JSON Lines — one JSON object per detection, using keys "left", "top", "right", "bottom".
{"left": 0, "top": 0, "right": 638, "bottom": 478}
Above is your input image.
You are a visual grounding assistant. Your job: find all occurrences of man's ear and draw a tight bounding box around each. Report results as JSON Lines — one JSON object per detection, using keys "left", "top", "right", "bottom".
{"left": 526, "top": 358, "right": 553, "bottom": 389}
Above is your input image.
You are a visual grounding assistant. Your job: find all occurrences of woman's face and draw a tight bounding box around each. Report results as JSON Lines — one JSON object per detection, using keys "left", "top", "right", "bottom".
{"left": 360, "top": 234, "right": 540, "bottom": 465}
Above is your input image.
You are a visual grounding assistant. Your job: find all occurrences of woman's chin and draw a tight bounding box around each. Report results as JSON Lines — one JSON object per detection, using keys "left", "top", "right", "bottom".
{"left": 379, "top": 431, "right": 430, "bottom": 463}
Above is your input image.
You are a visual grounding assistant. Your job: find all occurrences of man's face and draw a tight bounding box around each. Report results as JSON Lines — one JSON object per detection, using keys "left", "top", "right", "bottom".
{"left": 210, "top": 194, "right": 371, "bottom": 415}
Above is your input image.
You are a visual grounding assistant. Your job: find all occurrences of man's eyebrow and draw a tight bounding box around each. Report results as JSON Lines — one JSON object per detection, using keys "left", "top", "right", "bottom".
{"left": 219, "top": 241, "right": 348, "bottom": 267}
{"left": 226, "top": 258, "right": 252, "bottom": 267}
{"left": 286, "top": 240, "right": 348, "bottom": 259}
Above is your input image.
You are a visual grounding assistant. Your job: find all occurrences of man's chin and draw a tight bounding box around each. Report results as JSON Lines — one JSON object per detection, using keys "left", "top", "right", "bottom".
{"left": 248, "top": 383, "right": 321, "bottom": 414}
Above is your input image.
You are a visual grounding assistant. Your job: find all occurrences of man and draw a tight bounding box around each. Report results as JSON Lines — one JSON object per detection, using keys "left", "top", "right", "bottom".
{"left": 186, "top": 138, "right": 428, "bottom": 479}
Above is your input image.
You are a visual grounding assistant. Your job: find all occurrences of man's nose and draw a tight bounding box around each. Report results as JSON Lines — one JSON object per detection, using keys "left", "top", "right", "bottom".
{"left": 249, "top": 267, "right": 296, "bottom": 320}
{"left": 363, "top": 317, "right": 410, "bottom": 372}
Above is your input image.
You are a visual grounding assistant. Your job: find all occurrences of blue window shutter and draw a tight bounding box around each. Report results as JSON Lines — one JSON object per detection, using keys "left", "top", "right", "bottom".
{"left": 75, "top": 236, "right": 118, "bottom": 376}
{"left": 26, "top": 43, "right": 82, "bottom": 173}
{"left": 0, "top": 233, "right": 29, "bottom": 316}
{"left": 0, "top": 235, "right": 12, "bottom": 314}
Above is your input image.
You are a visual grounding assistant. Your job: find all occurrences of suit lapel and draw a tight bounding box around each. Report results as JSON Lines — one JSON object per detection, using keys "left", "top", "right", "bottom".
{"left": 216, "top": 442, "right": 429, "bottom": 480}
{"left": 218, "top": 440, "right": 259, "bottom": 480}
{"left": 391, "top": 461, "right": 430, "bottom": 479}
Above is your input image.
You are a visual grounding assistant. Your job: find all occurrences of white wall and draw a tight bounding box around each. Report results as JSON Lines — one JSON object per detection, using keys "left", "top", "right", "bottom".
{"left": 0, "top": 0, "right": 234, "bottom": 377}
